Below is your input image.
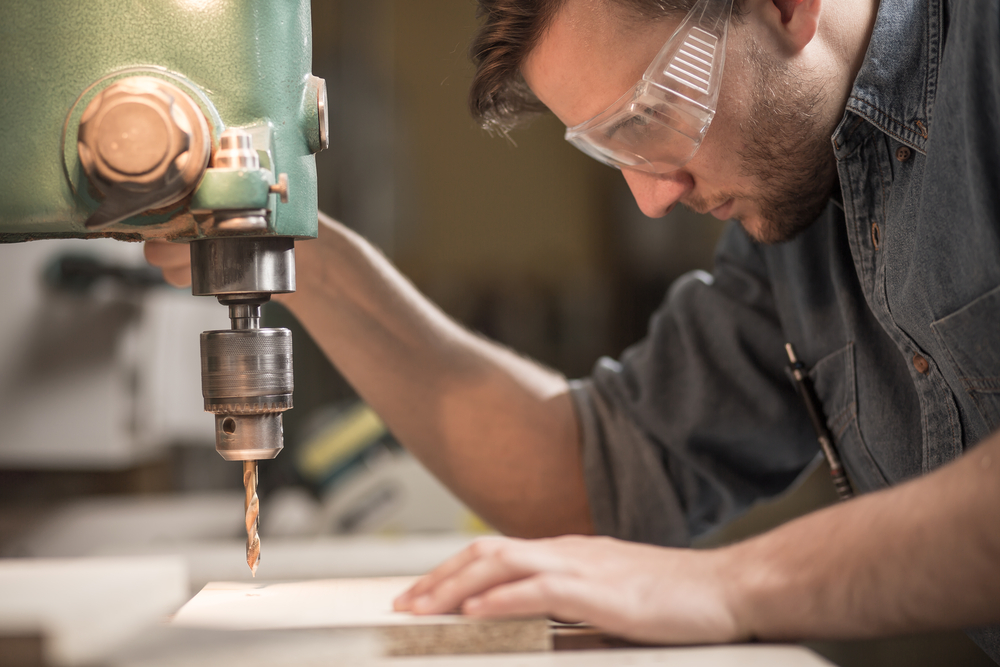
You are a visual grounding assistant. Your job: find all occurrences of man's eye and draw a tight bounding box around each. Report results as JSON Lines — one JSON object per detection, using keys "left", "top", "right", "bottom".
{"left": 624, "top": 114, "right": 651, "bottom": 129}
{"left": 607, "top": 114, "right": 651, "bottom": 139}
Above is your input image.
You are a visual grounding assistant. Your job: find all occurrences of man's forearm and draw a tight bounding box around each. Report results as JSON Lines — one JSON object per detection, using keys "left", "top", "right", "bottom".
{"left": 278, "top": 214, "right": 593, "bottom": 538}
{"left": 730, "top": 429, "right": 1000, "bottom": 639}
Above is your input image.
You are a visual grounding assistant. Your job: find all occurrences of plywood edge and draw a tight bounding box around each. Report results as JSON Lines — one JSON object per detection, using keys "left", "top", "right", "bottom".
{"left": 382, "top": 617, "right": 552, "bottom": 656}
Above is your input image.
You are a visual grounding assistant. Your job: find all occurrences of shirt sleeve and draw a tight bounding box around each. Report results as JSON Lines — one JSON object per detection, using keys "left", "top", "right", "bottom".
{"left": 571, "top": 221, "right": 818, "bottom": 546}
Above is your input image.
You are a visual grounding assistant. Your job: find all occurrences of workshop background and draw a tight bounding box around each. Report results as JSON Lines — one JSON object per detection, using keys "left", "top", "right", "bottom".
{"left": 0, "top": 1, "right": 991, "bottom": 665}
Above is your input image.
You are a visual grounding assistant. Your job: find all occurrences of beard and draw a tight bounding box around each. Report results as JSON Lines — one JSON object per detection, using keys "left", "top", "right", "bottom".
{"left": 727, "top": 40, "right": 840, "bottom": 244}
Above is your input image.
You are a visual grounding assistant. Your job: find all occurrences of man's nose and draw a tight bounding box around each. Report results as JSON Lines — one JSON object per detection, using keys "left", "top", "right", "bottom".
{"left": 621, "top": 169, "right": 694, "bottom": 218}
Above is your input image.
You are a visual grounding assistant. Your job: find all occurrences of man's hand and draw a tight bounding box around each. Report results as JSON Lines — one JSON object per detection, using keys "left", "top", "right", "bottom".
{"left": 144, "top": 239, "right": 192, "bottom": 288}
{"left": 396, "top": 432, "right": 1000, "bottom": 646}
{"left": 393, "top": 535, "right": 744, "bottom": 645}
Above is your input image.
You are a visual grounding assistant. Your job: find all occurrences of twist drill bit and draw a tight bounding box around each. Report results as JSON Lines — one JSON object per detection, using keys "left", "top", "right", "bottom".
{"left": 244, "top": 460, "right": 260, "bottom": 576}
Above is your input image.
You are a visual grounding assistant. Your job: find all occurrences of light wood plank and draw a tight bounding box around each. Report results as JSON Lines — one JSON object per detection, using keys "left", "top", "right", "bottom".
{"left": 172, "top": 576, "right": 550, "bottom": 656}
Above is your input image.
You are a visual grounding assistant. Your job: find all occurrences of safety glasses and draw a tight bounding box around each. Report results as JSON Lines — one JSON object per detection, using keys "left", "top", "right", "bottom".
{"left": 564, "top": 0, "right": 734, "bottom": 174}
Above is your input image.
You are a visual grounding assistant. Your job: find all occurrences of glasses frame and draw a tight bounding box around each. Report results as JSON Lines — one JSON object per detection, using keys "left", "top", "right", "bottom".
{"left": 563, "top": 0, "right": 734, "bottom": 174}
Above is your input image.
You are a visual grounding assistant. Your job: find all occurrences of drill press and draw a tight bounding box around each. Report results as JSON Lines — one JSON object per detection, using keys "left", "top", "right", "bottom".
{"left": 0, "top": 0, "right": 327, "bottom": 575}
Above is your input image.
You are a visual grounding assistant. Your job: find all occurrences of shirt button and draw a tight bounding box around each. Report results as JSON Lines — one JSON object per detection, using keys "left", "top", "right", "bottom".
{"left": 871, "top": 222, "right": 881, "bottom": 249}
{"left": 913, "top": 354, "right": 930, "bottom": 374}
{"left": 896, "top": 146, "right": 912, "bottom": 162}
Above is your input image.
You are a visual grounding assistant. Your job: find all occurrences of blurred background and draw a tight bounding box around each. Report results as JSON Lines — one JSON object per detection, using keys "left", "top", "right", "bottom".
{"left": 0, "top": 1, "right": 991, "bottom": 665}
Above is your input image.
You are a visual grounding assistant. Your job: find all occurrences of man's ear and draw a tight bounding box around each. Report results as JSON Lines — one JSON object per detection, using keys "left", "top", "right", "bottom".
{"left": 768, "top": 0, "right": 821, "bottom": 53}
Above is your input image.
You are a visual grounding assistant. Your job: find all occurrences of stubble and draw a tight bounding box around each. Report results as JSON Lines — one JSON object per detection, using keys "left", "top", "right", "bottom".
{"left": 735, "top": 40, "right": 840, "bottom": 244}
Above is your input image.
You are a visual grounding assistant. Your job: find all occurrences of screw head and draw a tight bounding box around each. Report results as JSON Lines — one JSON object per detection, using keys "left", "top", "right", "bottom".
{"left": 96, "top": 102, "right": 171, "bottom": 176}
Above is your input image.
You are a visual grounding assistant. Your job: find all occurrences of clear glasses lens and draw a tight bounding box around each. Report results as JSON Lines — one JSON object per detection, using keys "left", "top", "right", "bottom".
{"left": 564, "top": 0, "right": 734, "bottom": 174}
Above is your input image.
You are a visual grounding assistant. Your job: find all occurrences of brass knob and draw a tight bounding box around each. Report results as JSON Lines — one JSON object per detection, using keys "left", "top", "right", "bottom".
{"left": 77, "top": 76, "right": 210, "bottom": 230}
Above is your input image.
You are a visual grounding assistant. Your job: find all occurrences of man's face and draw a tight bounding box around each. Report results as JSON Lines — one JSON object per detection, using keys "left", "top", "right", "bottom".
{"left": 522, "top": 0, "right": 839, "bottom": 243}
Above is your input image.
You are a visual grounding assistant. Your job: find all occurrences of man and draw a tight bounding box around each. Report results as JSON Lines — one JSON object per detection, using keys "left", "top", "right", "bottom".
{"left": 147, "top": 0, "right": 1000, "bottom": 657}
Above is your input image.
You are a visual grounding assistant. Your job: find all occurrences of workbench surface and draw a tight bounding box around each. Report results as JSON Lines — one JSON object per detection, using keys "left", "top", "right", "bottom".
{"left": 383, "top": 645, "right": 834, "bottom": 666}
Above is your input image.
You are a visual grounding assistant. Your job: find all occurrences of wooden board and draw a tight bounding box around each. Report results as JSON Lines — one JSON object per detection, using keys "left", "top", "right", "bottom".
{"left": 380, "top": 645, "right": 837, "bottom": 666}
{"left": 171, "top": 576, "right": 550, "bottom": 657}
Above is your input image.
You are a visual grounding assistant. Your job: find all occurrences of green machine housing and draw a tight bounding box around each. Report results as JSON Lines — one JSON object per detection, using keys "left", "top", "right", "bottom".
{"left": 0, "top": 0, "right": 329, "bottom": 523}
{"left": 0, "top": 0, "right": 324, "bottom": 240}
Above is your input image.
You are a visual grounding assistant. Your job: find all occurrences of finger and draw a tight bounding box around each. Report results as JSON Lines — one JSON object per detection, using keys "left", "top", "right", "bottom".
{"left": 144, "top": 240, "right": 192, "bottom": 287}
{"left": 161, "top": 264, "right": 192, "bottom": 288}
{"left": 463, "top": 572, "right": 592, "bottom": 624}
{"left": 143, "top": 240, "right": 189, "bottom": 268}
{"left": 394, "top": 537, "right": 509, "bottom": 611}
{"left": 394, "top": 540, "right": 497, "bottom": 609}
{"left": 409, "top": 539, "right": 568, "bottom": 615}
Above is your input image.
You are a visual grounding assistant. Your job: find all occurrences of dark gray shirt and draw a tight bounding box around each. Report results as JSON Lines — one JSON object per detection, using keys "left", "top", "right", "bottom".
{"left": 571, "top": 0, "right": 1000, "bottom": 657}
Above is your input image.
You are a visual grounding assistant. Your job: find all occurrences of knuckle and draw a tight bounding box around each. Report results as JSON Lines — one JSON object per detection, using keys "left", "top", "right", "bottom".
{"left": 468, "top": 540, "right": 490, "bottom": 558}
{"left": 469, "top": 536, "right": 504, "bottom": 558}
{"left": 536, "top": 574, "right": 559, "bottom": 596}
{"left": 493, "top": 545, "right": 517, "bottom": 566}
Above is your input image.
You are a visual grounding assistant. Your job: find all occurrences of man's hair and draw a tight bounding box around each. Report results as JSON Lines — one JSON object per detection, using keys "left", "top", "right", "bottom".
{"left": 468, "top": 0, "right": 736, "bottom": 135}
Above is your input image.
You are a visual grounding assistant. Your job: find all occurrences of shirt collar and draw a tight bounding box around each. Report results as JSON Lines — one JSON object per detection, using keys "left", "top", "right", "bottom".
{"left": 833, "top": 0, "right": 944, "bottom": 155}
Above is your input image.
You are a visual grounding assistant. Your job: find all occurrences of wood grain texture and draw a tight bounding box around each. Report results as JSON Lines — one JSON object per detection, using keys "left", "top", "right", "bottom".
{"left": 172, "top": 576, "right": 550, "bottom": 656}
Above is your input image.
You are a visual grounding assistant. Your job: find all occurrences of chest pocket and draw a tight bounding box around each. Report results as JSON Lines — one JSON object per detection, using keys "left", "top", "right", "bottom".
{"left": 931, "top": 284, "right": 1000, "bottom": 435}
{"left": 807, "top": 342, "right": 890, "bottom": 492}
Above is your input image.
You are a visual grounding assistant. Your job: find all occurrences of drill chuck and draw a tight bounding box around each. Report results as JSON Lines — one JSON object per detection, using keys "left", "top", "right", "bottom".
{"left": 200, "top": 328, "right": 293, "bottom": 461}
